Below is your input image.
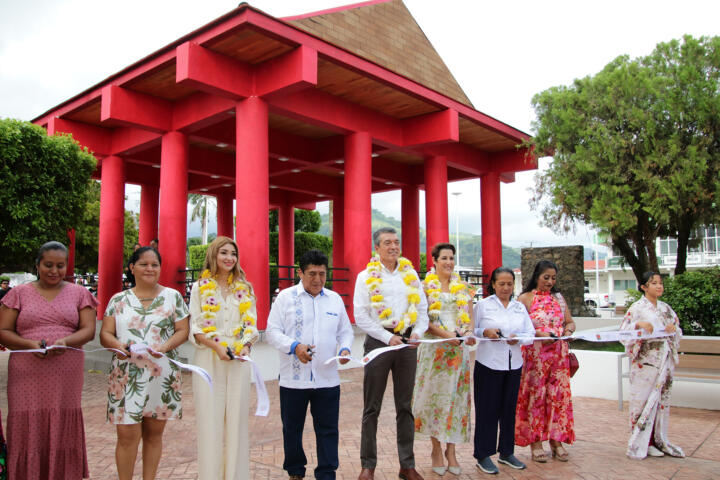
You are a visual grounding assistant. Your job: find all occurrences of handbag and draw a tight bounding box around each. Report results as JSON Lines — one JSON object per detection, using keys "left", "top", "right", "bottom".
{"left": 568, "top": 351, "right": 579, "bottom": 377}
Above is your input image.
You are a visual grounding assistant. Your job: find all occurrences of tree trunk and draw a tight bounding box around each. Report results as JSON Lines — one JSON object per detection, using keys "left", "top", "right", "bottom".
{"left": 201, "top": 198, "right": 208, "bottom": 245}
{"left": 674, "top": 215, "right": 693, "bottom": 275}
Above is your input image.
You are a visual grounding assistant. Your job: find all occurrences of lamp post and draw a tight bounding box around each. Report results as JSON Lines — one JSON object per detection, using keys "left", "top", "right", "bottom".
{"left": 452, "top": 191, "right": 461, "bottom": 268}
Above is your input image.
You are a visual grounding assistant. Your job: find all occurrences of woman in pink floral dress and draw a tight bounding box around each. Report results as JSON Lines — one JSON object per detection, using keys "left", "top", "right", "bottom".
{"left": 515, "top": 260, "right": 576, "bottom": 463}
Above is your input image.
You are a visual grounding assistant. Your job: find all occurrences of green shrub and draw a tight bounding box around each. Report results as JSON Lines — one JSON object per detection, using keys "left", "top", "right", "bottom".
{"left": 624, "top": 267, "right": 720, "bottom": 336}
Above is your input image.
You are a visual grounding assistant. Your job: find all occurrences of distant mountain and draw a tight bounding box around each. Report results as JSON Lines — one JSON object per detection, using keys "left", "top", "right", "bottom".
{"left": 320, "top": 209, "right": 521, "bottom": 269}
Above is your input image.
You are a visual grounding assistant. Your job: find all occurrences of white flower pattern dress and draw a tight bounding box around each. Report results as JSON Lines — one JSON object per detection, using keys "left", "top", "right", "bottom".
{"left": 105, "top": 288, "right": 190, "bottom": 424}
{"left": 412, "top": 292, "right": 472, "bottom": 443}
{"left": 620, "top": 296, "right": 684, "bottom": 459}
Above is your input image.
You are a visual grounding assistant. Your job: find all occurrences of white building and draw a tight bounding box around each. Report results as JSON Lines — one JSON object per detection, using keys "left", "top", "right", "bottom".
{"left": 584, "top": 225, "right": 720, "bottom": 306}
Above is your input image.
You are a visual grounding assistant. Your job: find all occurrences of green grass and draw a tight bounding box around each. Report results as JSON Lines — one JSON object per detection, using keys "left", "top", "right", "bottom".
{"left": 569, "top": 340, "right": 624, "bottom": 352}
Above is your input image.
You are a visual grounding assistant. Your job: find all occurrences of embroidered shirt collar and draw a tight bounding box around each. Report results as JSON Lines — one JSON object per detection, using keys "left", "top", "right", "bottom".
{"left": 296, "top": 282, "right": 325, "bottom": 298}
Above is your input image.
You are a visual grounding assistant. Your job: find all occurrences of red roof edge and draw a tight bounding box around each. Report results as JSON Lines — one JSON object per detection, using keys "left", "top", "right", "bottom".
{"left": 282, "top": 0, "right": 393, "bottom": 21}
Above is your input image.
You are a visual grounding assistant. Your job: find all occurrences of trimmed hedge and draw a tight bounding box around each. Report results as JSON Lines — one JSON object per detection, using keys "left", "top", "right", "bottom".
{"left": 624, "top": 267, "right": 720, "bottom": 336}
{"left": 188, "top": 244, "right": 208, "bottom": 271}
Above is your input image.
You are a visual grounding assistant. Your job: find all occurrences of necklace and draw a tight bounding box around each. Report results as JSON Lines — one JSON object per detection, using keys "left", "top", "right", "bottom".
{"left": 365, "top": 256, "right": 420, "bottom": 335}
{"left": 198, "top": 270, "right": 257, "bottom": 356}
{"left": 423, "top": 269, "right": 472, "bottom": 335}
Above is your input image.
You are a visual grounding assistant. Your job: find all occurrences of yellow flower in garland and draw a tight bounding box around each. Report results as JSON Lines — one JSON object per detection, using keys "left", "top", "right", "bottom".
{"left": 422, "top": 268, "right": 473, "bottom": 334}
{"left": 365, "top": 255, "right": 421, "bottom": 335}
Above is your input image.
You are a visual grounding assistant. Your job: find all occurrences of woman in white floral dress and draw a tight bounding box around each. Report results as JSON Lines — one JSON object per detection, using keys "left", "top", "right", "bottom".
{"left": 412, "top": 243, "right": 476, "bottom": 476}
{"left": 100, "top": 247, "right": 190, "bottom": 480}
{"left": 620, "top": 271, "right": 684, "bottom": 460}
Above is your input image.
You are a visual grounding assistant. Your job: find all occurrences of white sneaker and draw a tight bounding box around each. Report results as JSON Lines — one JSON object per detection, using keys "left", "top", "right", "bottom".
{"left": 647, "top": 445, "right": 665, "bottom": 457}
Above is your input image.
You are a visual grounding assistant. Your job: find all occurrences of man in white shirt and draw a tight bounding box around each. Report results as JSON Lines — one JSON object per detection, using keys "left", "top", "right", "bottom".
{"left": 267, "top": 249, "right": 354, "bottom": 480}
{"left": 353, "top": 227, "right": 429, "bottom": 480}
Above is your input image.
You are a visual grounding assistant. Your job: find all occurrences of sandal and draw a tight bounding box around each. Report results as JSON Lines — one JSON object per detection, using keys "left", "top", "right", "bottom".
{"left": 550, "top": 443, "right": 569, "bottom": 462}
{"left": 531, "top": 447, "right": 549, "bottom": 463}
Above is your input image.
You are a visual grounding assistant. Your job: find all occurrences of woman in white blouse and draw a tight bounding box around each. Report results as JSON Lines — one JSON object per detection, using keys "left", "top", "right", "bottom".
{"left": 189, "top": 236, "right": 259, "bottom": 480}
{"left": 473, "top": 267, "right": 535, "bottom": 475}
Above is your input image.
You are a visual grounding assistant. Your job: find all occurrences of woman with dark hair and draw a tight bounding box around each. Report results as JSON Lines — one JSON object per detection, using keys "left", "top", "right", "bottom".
{"left": 619, "top": 272, "right": 684, "bottom": 459}
{"left": 100, "top": 246, "right": 189, "bottom": 480}
{"left": 472, "top": 267, "right": 535, "bottom": 474}
{"left": 189, "top": 236, "right": 259, "bottom": 479}
{"left": 412, "top": 243, "right": 476, "bottom": 475}
{"left": 0, "top": 241, "right": 98, "bottom": 479}
{"left": 515, "top": 260, "right": 576, "bottom": 462}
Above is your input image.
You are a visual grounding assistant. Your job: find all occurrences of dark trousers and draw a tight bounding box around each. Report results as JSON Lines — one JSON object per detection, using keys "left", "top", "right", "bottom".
{"left": 473, "top": 362, "right": 522, "bottom": 460}
{"left": 360, "top": 335, "right": 417, "bottom": 469}
{"left": 280, "top": 385, "right": 341, "bottom": 480}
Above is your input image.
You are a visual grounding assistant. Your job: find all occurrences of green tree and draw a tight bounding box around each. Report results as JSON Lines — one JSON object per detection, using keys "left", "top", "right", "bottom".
{"left": 189, "top": 194, "right": 214, "bottom": 245}
{"left": 530, "top": 35, "right": 720, "bottom": 283}
{"left": 269, "top": 208, "right": 322, "bottom": 233}
{"left": 0, "top": 119, "right": 96, "bottom": 271}
{"left": 74, "top": 180, "right": 139, "bottom": 272}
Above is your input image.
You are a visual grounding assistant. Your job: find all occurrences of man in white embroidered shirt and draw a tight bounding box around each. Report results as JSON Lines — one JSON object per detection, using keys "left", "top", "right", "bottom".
{"left": 353, "top": 227, "right": 429, "bottom": 480}
{"left": 267, "top": 249, "right": 354, "bottom": 480}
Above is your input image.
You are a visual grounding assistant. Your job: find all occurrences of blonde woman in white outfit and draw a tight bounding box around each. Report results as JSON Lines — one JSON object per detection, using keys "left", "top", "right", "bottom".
{"left": 189, "top": 236, "right": 259, "bottom": 479}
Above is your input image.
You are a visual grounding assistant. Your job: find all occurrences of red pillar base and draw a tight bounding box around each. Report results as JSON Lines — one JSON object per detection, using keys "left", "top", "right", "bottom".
{"left": 278, "top": 202, "right": 295, "bottom": 289}
{"left": 401, "top": 185, "right": 420, "bottom": 270}
{"left": 139, "top": 184, "right": 159, "bottom": 246}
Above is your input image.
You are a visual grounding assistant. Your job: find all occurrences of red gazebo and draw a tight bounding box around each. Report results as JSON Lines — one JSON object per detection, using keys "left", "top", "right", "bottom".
{"left": 33, "top": 0, "right": 536, "bottom": 327}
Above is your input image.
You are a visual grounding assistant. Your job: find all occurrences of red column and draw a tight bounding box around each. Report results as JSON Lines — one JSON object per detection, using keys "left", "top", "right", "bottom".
{"left": 332, "top": 197, "right": 346, "bottom": 298}
{"left": 401, "top": 185, "right": 420, "bottom": 269}
{"left": 344, "top": 132, "right": 372, "bottom": 318}
{"left": 98, "top": 155, "right": 125, "bottom": 318}
{"left": 424, "top": 155, "right": 449, "bottom": 269}
{"left": 278, "top": 202, "right": 295, "bottom": 289}
{"left": 66, "top": 228, "right": 76, "bottom": 281}
{"left": 235, "top": 97, "right": 269, "bottom": 328}
{"left": 481, "top": 172, "right": 502, "bottom": 283}
{"left": 139, "top": 184, "right": 159, "bottom": 246}
{"left": 216, "top": 191, "right": 234, "bottom": 239}
{"left": 158, "top": 132, "right": 189, "bottom": 292}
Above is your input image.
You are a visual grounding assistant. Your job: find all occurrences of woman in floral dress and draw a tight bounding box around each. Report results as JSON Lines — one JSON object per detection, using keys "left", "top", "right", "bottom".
{"left": 100, "top": 247, "right": 189, "bottom": 480}
{"left": 620, "top": 271, "right": 684, "bottom": 460}
{"left": 412, "top": 243, "right": 475, "bottom": 475}
{"left": 515, "top": 260, "right": 576, "bottom": 462}
{"left": 189, "top": 236, "right": 259, "bottom": 480}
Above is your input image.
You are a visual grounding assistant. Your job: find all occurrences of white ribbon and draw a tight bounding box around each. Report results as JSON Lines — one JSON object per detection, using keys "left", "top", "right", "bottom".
{"left": 324, "top": 329, "right": 677, "bottom": 367}
{"left": 128, "top": 343, "right": 213, "bottom": 388}
{"left": 235, "top": 355, "right": 269, "bottom": 417}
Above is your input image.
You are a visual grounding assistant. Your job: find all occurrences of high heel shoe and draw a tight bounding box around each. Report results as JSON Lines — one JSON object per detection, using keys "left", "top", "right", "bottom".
{"left": 550, "top": 443, "right": 569, "bottom": 462}
{"left": 432, "top": 465, "right": 447, "bottom": 476}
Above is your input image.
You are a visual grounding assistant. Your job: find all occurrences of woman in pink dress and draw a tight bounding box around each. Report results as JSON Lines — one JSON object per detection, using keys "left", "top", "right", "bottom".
{"left": 515, "top": 260, "right": 576, "bottom": 463}
{"left": 0, "top": 241, "right": 98, "bottom": 479}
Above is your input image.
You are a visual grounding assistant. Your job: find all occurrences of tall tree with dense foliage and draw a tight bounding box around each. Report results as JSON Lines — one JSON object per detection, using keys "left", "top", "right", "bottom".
{"left": 530, "top": 35, "right": 720, "bottom": 282}
{"left": 74, "top": 181, "right": 139, "bottom": 272}
{"left": 0, "top": 119, "right": 96, "bottom": 271}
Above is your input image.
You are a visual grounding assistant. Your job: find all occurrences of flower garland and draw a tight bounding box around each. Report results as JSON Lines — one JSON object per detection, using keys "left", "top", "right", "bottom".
{"left": 366, "top": 256, "right": 421, "bottom": 336}
{"left": 423, "top": 269, "right": 472, "bottom": 335}
{"left": 197, "top": 270, "right": 257, "bottom": 356}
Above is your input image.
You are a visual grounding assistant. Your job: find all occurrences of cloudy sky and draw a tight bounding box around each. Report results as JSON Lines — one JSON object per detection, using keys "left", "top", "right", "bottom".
{"left": 2, "top": 0, "right": 718, "bottom": 249}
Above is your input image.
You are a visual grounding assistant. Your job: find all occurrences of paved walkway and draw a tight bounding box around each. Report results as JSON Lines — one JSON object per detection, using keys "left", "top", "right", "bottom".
{"left": 1, "top": 357, "right": 719, "bottom": 479}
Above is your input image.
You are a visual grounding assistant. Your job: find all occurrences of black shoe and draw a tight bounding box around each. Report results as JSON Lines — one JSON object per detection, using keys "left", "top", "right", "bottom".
{"left": 498, "top": 454, "right": 526, "bottom": 470}
{"left": 475, "top": 457, "right": 498, "bottom": 475}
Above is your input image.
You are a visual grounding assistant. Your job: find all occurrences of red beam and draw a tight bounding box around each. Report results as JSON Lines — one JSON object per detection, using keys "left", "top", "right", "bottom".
{"left": 255, "top": 45, "right": 318, "bottom": 97}
{"left": 173, "top": 91, "right": 235, "bottom": 132}
{"left": 48, "top": 117, "right": 111, "bottom": 156}
{"left": 489, "top": 148, "right": 537, "bottom": 173}
{"left": 176, "top": 41, "right": 252, "bottom": 99}
{"left": 111, "top": 127, "right": 161, "bottom": 155}
{"left": 269, "top": 171, "right": 342, "bottom": 198}
{"left": 101, "top": 85, "right": 172, "bottom": 132}
{"left": 402, "top": 109, "right": 459, "bottom": 147}
{"left": 423, "top": 143, "right": 490, "bottom": 176}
